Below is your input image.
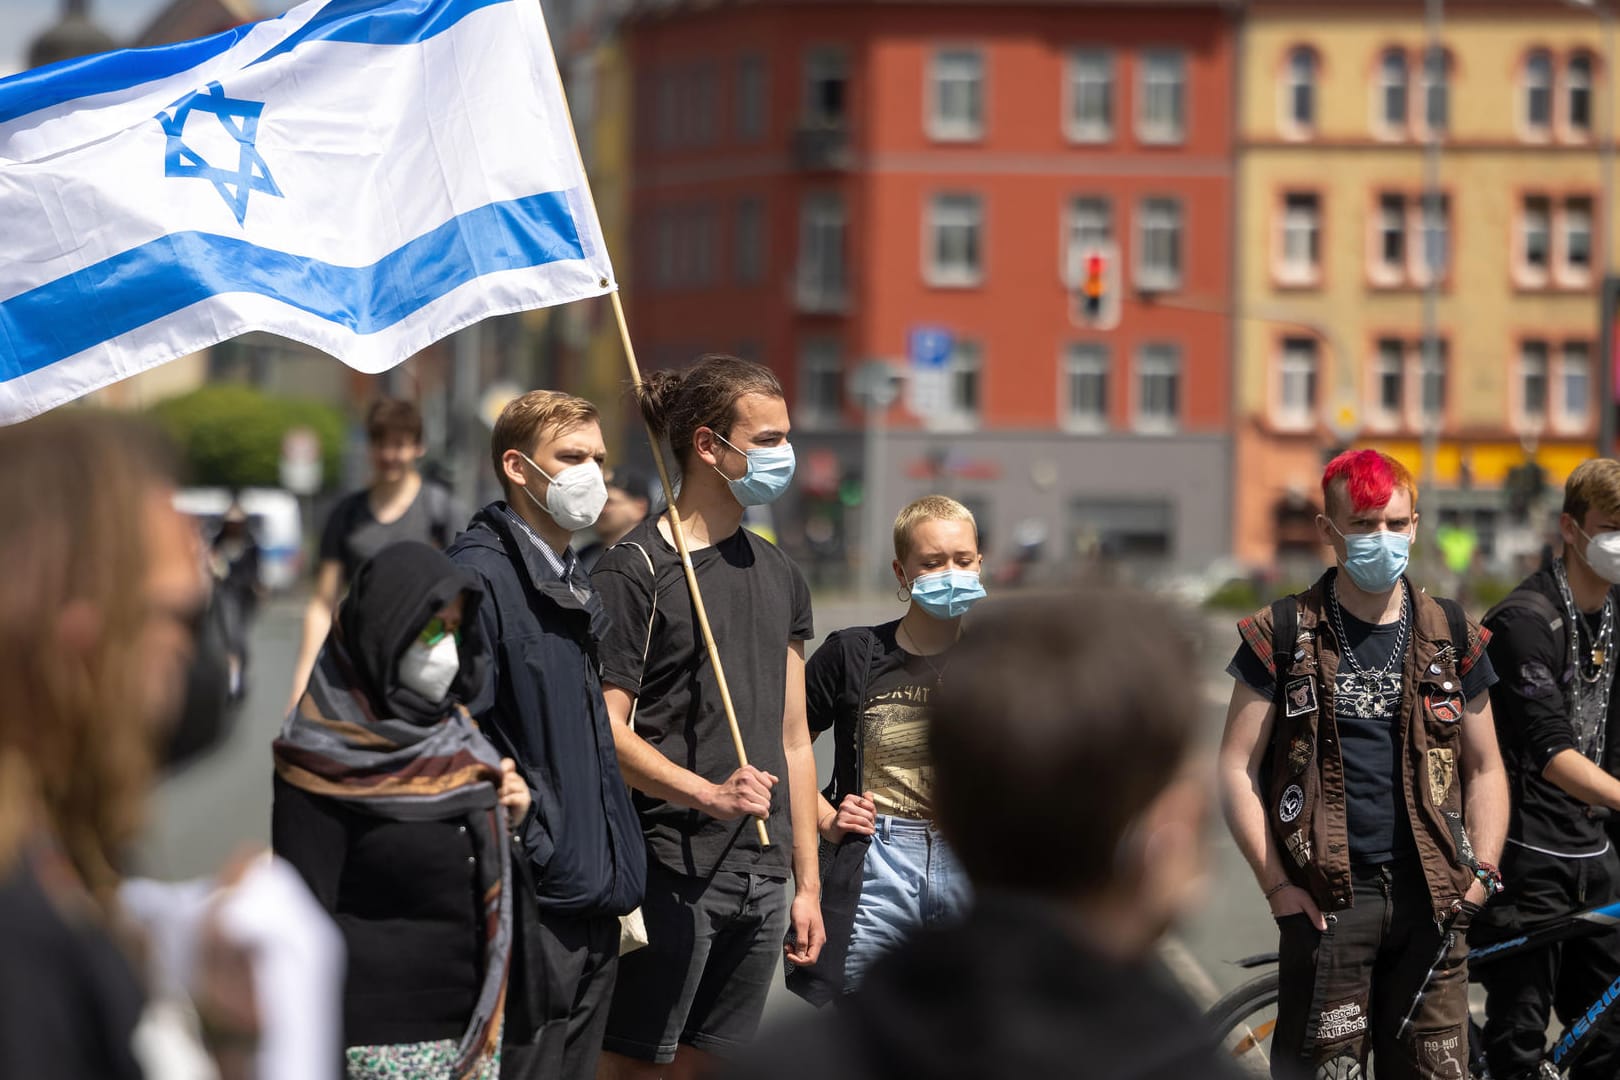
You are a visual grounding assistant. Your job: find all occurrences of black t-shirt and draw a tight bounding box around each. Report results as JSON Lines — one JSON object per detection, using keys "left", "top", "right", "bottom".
{"left": 318, "top": 482, "right": 459, "bottom": 584}
{"left": 1484, "top": 565, "right": 1618, "bottom": 857}
{"left": 592, "top": 518, "right": 814, "bottom": 880}
{"left": 1229, "top": 599, "right": 1495, "bottom": 865}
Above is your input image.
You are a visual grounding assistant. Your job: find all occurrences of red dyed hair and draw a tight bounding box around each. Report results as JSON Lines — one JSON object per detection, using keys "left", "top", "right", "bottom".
{"left": 1322, "top": 450, "right": 1418, "bottom": 516}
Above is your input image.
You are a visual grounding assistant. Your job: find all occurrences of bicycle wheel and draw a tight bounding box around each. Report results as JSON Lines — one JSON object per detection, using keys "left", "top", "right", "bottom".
{"left": 1207, "top": 970, "right": 1280, "bottom": 1077}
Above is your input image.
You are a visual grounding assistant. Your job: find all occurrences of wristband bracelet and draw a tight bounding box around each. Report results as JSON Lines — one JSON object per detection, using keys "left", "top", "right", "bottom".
{"left": 1263, "top": 881, "right": 1292, "bottom": 900}
{"left": 1472, "top": 860, "right": 1505, "bottom": 897}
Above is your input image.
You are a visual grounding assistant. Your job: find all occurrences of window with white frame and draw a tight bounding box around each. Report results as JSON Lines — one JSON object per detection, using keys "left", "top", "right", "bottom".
{"left": 1373, "top": 338, "right": 1406, "bottom": 425}
{"left": 804, "top": 48, "right": 848, "bottom": 128}
{"left": 1568, "top": 53, "right": 1595, "bottom": 138}
{"left": 1563, "top": 196, "right": 1594, "bottom": 279}
{"left": 1065, "top": 197, "right": 1112, "bottom": 285}
{"left": 1064, "top": 343, "right": 1109, "bottom": 430}
{"left": 1414, "top": 193, "right": 1450, "bottom": 281}
{"left": 798, "top": 338, "right": 843, "bottom": 429}
{"left": 1519, "top": 339, "right": 1550, "bottom": 423}
{"left": 1416, "top": 338, "right": 1447, "bottom": 427}
{"left": 1524, "top": 50, "right": 1554, "bottom": 137}
{"left": 737, "top": 53, "right": 767, "bottom": 141}
{"left": 929, "top": 48, "right": 984, "bottom": 140}
{"left": 1138, "top": 50, "right": 1186, "bottom": 144}
{"left": 1521, "top": 195, "right": 1552, "bottom": 277}
{"left": 1067, "top": 49, "right": 1114, "bottom": 142}
{"left": 1374, "top": 193, "right": 1406, "bottom": 280}
{"left": 1283, "top": 47, "right": 1317, "bottom": 134}
{"left": 1421, "top": 47, "right": 1449, "bottom": 136}
{"left": 734, "top": 196, "right": 764, "bottom": 285}
{"left": 1278, "top": 192, "right": 1321, "bottom": 284}
{"left": 1277, "top": 337, "right": 1319, "bottom": 426}
{"left": 1377, "top": 48, "right": 1409, "bottom": 135}
{"left": 927, "top": 193, "right": 984, "bottom": 286}
{"left": 1562, "top": 341, "right": 1593, "bottom": 428}
{"left": 1135, "top": 343, "right": 1180, "bottom": 432}
{"left": 797, "top": 193, "right": 846, "bottom": 310}
{"left": 944, "top": 339, "right": 982, "bottom": 427}
{"left": 1136, "top": 197, "right": 1183, "bottom": 291}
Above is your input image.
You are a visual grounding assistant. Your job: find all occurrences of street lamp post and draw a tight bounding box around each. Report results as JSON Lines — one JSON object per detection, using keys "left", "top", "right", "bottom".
{"left": 1569, "top": 0, "right": 1616, "bottom": 456}
{"left": 1420, "top": 0, "right": 1444, "bottom": 494}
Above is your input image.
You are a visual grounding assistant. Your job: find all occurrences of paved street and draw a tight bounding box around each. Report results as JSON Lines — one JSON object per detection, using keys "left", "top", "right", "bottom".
{"left": 134, "top": 590, "right": 1278, "bottom": 1027}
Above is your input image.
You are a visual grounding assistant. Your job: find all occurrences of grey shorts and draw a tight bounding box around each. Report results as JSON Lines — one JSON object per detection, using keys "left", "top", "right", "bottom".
{"left": 601, "top": 862, "right": 789, "bottom": 1064}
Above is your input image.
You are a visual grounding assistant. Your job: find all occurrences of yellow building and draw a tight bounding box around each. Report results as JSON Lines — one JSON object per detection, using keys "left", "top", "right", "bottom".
{"left": 1235, "top": 1, "right": 1613, "bottom": 568}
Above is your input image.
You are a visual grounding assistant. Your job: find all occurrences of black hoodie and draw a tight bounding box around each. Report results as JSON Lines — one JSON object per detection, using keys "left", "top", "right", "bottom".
{"left": 734, "top": 895, "right": 1247, "bottom": 1080}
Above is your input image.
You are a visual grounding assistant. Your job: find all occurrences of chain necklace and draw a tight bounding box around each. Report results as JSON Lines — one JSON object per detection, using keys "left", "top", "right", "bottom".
{"left": 898, "top": 621, "right": 955, "bottom": 687}
{"left": 1552, "top": 558, "right": 1614, "bottom": 761}
{"left": 1328, "top": 576, "right": 1411, "bottom": 719}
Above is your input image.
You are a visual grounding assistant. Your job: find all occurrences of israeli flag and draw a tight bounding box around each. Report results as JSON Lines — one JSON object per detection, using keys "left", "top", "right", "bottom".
{"left": 0, "top": 0, "right": 614, "bottom": 423}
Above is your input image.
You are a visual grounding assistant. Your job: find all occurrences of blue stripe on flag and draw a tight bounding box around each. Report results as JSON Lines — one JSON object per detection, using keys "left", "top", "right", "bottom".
{"left": 0, "top": 0, "right": 513, "bottom": 127}
{"left": 0, "top": 190, "right": 582, "bottom": 381}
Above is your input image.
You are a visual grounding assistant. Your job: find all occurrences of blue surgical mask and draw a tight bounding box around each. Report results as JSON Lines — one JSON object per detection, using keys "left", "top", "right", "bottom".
{"left": 907, "top": 569, "right": 986, "bottom": 620}
{"left": 712, "top": 433, "right": 796, "bottom": 507}
{"left": 1329, "top": 522, "right": 1411, "bottom": 594}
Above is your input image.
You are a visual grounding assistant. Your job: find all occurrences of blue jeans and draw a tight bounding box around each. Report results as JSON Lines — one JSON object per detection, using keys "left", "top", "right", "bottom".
{"left": 843, "top": 815, "right": 972, "bottom": 991}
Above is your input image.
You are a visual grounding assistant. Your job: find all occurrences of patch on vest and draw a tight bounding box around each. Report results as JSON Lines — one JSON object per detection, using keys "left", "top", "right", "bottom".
{"left": 1285, "top": 676, "right": 1318, "bottom": 717}
{"left": 1418, "top": 1031, "right": 1465, "bottom": 1079}
{"left": 1444, "top": 809, "right": 1477, "bottom": 866}
{"left": 1427, "top": 747, "right": 1456, "bottom": 805}
{"left": 1316, "top": 1001, "right": 1369, "bottom": 1042}
{"left": 1314, "top": 1054, "right": 1365, "bottom": 1080}
{"left": 1426, "top": 692, "right": 1464, "bottom": 725}
{"left": 1288, "top": 735, "right": 1314, "bottom": 774}
{"left": 1286, "top": 828, "right": 1312, "bottom": 868}
{"left": 1279, "top": 783, "right": 1305, "bottom": 824}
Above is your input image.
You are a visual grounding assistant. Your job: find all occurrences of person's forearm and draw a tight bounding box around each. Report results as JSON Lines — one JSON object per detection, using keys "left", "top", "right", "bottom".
{"left": 786, "top": 739, "right": 820, "bottom": 895}
{"left": 609, "top": 722, "right": 718, "bottom": 813}
{"left": 1221, "top": 763, "right": 1288, "bottom": 893}
{"left": 1544, "top": 749, "right": 1620, "bottom": 812}
{"left": 1463, "top": 757, "right": 1509, "bottom": 867}
{"left": 287, "top": 599, "right": 332, "bottom": 708}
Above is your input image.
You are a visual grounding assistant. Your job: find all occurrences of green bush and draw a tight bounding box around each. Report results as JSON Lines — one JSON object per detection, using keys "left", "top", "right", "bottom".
{"left": 149, "top": 385, "right": 346, "bottom": 491}
{"left": 1205, "top": 578, "right": 1261, "bottom": 612}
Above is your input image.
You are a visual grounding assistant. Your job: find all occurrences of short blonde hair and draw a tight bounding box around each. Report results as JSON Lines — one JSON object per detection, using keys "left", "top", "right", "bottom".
{"left": 1564, "top": 458, "right": 1620, "bottom": 523}
{"left": 893, "top": 495, "right": 978, "bottom": 562}
{"left": 490, "top": 390, "right": 599, "bottom": 486}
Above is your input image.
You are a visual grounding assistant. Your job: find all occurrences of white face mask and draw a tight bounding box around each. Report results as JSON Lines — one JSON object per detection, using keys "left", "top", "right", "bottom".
{"left": 1578, "top": 525, "right": 1620, "bottom": 585}
{"left": 398, "top": 635, "right": 460, "bottom": 702}
{"left": 519, "top": 453, "right": 608, "bottom": 532}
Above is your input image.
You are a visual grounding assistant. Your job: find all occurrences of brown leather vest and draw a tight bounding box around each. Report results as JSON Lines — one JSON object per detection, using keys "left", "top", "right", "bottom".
{"left": 1239, "top": 572, "right": 1481, "bottom": 921}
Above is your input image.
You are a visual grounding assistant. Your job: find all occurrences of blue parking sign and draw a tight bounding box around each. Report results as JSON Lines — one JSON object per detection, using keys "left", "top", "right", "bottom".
{"left": 909, "top": 326, "right": 953, "bottom": 370}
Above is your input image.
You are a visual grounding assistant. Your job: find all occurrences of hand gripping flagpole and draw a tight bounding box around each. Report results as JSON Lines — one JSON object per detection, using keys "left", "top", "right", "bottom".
{"left": 540, "top": 25, "right": 770, "bottom": 848}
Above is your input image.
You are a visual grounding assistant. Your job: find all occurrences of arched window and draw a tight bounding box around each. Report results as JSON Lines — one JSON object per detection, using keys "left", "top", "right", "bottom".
{"left": 1377, "top": 48, "right": 1409, "bottom": 133}
{"left": 1421, "top": 46, "right": 1450, "bottom": 137}
{"left": 1568, "top": 53, "right": 1595, "bottom": 137}
{"left": 1284, "top": 47, "right": 1317, "bottom": 132}
{"left": 1524, "top": 49, "right": 1553, "bottom": 136}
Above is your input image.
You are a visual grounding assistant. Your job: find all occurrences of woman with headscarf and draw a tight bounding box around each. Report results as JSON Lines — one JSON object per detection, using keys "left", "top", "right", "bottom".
{"left": 272, "top": 541, "right": 530, "bottom": 1080}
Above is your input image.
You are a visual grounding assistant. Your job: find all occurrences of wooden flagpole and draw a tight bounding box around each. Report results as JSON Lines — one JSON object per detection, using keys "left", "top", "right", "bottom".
{"left": 537, "top": 15, "right": 769, "bottom": 847}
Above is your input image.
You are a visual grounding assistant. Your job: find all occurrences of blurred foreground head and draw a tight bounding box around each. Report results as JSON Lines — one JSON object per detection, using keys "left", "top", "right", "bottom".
{"left": 930, "top": 589, "right": 1209, "bottom": 954}
{"left": 0, "top": 412, "right": 203, "bottom": 897}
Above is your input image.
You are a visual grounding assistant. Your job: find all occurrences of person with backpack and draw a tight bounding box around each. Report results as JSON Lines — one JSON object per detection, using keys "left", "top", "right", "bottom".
{"left": 287, "top": 399, "right": 464, "bottom": 710}
{"left": 1474, "top": 458, "right": 1620, "bottom": 1080}
{"left": 1218, "top": 449, "right": 1509, "bottom": 1079}
{"left": 784, "top": 494, "right": 982, "bottom": 1006}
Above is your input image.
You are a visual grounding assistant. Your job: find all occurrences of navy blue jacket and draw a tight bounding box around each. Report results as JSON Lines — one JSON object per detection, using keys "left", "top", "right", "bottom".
{"left": 448, "top": 504, "right": 645, "bottom": 918}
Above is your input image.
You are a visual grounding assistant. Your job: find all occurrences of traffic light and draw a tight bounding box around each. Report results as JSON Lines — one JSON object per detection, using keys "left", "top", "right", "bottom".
{"left": 1071, "top": 243, "right": 1120, "bottom": 329}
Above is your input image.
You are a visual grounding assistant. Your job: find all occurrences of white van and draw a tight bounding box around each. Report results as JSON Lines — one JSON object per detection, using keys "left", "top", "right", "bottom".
{"left": 173, "top": 487, "right": 304, "bottom": 592}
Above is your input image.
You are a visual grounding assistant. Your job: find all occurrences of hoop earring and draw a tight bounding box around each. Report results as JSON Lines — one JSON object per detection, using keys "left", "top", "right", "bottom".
{"left": 896, "top": 585, "right": 911, "bottom": 603}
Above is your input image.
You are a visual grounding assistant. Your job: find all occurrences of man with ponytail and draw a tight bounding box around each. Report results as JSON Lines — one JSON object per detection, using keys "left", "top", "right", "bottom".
{"left": 1218, "top": 449, "right": 1509, "bottom": 1079}
{"left": 592, "top": 355, "right": 822, "bottom": 1079}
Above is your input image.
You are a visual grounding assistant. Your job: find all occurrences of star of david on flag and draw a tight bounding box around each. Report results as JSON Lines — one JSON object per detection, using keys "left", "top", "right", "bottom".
{"left": 0, "top": 0, "right": 615, "bottom": 423}
{"left": 159, "top": 82, "right": 282, "bottom": 225}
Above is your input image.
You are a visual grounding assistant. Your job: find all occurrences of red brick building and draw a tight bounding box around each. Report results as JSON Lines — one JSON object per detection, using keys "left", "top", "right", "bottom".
{"left": 625, "top": 0, "right": 1237, "bottom": 579}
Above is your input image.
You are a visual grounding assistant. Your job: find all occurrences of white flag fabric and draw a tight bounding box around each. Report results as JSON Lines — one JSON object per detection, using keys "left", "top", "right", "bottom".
{"left": 0, "top": 0, "right": 614, "bottom": 423}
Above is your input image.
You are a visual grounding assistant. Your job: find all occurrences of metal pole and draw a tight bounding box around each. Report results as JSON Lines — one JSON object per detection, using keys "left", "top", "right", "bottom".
{"left": 1420, "top": 0, "right": 1444, "bottom": 494}
{"left": 1602, "top": 2, "right": 1617, "bottom": 456}
{"left": 452, "top": 323, "right": 482, "bottom": 512}
{"left": 864, "top": 399, "right": 888, "bottom": 595}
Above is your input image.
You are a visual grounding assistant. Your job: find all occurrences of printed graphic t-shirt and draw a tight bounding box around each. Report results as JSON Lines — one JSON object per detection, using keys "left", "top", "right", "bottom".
{"left": 860, "top": 652, "right": 952, "bottom": 819}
